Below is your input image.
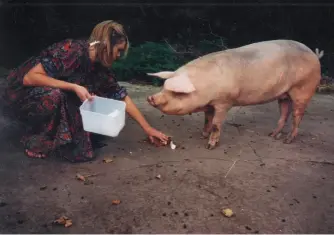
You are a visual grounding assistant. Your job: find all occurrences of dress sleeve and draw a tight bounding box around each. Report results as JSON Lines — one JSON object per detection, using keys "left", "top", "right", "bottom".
{"left": 94, "top": 69, "right": 128, "bottom": 101}
{"left": 39, "top": 39, "right": 87, "bottom": 78}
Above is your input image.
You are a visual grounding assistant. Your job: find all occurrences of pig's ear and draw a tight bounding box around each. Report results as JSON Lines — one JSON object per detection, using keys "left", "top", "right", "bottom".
{"left": 164, "top": 73, "right": 196, "bottom": 93}
{"left": 147, "top": 71, "right": 175, "bottom": 79}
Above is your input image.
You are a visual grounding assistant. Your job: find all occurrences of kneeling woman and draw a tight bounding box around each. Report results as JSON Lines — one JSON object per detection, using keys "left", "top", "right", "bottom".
{"left": 3, "top": 20, "right": 168, "bottom": 162}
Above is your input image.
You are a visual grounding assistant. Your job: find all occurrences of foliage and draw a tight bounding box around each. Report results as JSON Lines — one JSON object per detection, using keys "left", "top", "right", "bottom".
{"left": 111, "top": 41, "right": 187, "bottom": 86}
{"left": 2, "top": 5, "right": 334, "bottom": 79}
{"left": 111, "top": 38, "right": 228, "bottom": 86}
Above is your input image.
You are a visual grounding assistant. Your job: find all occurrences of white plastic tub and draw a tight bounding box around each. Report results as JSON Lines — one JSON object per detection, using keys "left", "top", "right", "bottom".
{"left": 79, "top": 96, "right": 126, "bottom": 137}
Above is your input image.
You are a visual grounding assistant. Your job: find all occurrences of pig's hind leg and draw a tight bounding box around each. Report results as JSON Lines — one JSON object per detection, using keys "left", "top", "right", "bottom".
{"left": 283, "top": 86, "right": 316, "bottom": 144}
{"left": 206, "top": 104, "right": 232, "bottom": 150}
{"left": 268, "top": 95, "right": 292, "bottom": 140}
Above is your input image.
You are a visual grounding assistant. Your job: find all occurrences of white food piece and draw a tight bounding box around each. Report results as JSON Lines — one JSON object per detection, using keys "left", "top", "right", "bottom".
{"left": 170, "top": 141, "right": 176, "bottom": 150}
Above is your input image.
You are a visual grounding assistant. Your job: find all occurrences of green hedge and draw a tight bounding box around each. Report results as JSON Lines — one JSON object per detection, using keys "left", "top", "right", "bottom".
{"left": 112, "top": 39, "right": 227, "bottom": 86}
{"left": 112, "top": 41, "right": 185, "bottom": 86}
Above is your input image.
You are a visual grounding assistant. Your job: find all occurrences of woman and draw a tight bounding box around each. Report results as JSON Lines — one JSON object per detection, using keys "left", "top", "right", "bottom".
{"left": 3, "top": 20, "right": 169, "bottom": 162}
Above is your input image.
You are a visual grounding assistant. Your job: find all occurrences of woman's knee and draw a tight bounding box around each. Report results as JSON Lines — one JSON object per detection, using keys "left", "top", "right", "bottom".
{"left": 35, "top": 87, "right": 66, "bottom": 113}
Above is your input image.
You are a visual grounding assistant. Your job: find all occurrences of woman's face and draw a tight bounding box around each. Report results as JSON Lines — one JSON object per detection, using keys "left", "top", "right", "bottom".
{"left": 112, "top": 40, "right": 126, "bottom": 61}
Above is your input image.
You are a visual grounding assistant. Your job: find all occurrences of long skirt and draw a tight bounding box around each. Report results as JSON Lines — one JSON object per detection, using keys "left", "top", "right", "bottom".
{"left": 17, "top": 86, "right": 95, "bottom": 162}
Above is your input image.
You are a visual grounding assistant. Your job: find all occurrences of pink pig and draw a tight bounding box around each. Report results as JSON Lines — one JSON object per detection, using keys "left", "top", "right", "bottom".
{"left": 147, "top": 40, "right": 324, "bottom": 149}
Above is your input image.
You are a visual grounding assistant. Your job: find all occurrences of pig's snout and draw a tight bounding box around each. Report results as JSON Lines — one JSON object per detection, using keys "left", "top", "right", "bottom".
{"left": 147, "top": 95, "right": 157, "bottom": 107}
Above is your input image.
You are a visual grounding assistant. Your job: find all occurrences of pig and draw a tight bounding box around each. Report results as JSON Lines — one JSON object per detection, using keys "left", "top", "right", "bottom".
{"left": 146, "top": 40, "right": 324, "bottom": 150}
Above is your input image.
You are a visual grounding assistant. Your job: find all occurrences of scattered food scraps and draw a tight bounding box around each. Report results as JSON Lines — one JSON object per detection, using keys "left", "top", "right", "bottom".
{"left": 76, "top": 173, "right": 85, "bottom": 181}
{"left": 170, "top": 141, "right": 176, "bottom": 150}
{"left": 149, "top": 137, "right": 166, "bottom": 147}
{"left": 146, "top": 136, "right": 175, "bottom": 147}
{"left": 112, "top": 200, "right": 121, "bottom": 205}
{"left": 53, "top": 216, "right": 73, "bottom": 228}
{"left": 103, "top": 158, "right": 114, "bottom": 163}
{"left": 222, "top": 208, "right": 234, "bottom": 218}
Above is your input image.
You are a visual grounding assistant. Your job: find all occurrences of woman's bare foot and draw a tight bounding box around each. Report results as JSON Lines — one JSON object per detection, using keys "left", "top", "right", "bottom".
{"left": 25, "top": 149, "right": 46, "bottom": 159}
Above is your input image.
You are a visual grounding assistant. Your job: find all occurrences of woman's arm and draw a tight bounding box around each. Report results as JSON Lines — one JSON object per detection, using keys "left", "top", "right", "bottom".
{"left": 23, "top": 63, "right": 76, "bottom": 91}
{"left": 123, "top": 95, "right": 151, "bottom": 132}
{"left": 23, "top": 63, "right": 92, "bottom": 101}
{"left": 94, "top": 69, "right": 169, "bottom": 143}
{"left": 22, "top": 39, "right": 94, "bottom": 101}
{"left": 123, "top": 95, "right": 169, "bottom": 143}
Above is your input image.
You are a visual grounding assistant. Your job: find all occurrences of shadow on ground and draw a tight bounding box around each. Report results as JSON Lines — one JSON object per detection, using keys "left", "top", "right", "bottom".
{"left": 0, "top": 82, "right": 333, "bottom": 233}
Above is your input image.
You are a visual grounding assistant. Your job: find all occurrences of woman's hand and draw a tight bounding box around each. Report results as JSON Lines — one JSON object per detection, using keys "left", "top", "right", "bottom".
{"left": 145, "top": 126, "right": 170, "bottom": 145}
{"left": 73, "top": 84, "right": 93, "bottom": 102}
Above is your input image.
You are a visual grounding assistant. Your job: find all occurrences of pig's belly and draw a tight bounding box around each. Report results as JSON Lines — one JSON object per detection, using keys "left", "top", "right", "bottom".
{"left": 231, "top": 60, "right": 296, "bottom": 106}
{"left": 233, "top": 76, "right": 292, "bottom": 106}
{"left": 235, "top": 90, "right": 288, "bottom": 106}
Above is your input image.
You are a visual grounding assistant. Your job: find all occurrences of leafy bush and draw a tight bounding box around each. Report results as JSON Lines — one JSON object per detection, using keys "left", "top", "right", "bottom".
{"left": 112, "top": 41, "right": 187, "bottom": 86}
{"left": 111, "top": 39, "right": 228, "bottom": 86}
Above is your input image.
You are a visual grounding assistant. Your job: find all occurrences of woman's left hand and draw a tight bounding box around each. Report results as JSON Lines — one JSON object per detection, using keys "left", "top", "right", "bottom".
{"left": 145, "top": 126, "right": 169, "bottom": 145}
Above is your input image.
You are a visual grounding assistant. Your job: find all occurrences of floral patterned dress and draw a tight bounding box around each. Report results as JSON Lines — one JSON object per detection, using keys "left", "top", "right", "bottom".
{"left": 2, "top": 39, "right": 128, "bottom": 162}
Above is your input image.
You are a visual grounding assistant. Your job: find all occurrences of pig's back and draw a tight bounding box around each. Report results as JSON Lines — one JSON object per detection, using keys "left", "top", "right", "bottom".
{"left": 228, "top": 40, "right": 320, "bottom": 104}
{"left": 180, "top": 40, "right": 320, "bottom": 105}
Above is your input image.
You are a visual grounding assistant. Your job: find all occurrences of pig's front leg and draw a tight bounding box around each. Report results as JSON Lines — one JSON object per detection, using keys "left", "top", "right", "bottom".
{"left": 202, "top": 106, "right": 214, "bottom": 138}
{"left": 206, "top": 104, "right": 231, "bottom": 150}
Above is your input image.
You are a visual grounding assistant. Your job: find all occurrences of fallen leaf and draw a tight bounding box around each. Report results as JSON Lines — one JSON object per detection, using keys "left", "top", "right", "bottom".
{"left": 222, "top": 208, "right": 234, "bottom": 218}
{"left": 112, "top": 200, "right": 121, "bottom": 205}
{"left": 53, "top": 215, "right": 72, "bottom": 227}
{"left": 54, "top": 216, "right": 67, "bottom": 225}
{"left": 40, "top": 186, "right": 47, "bottom": 190}
{"left": 76, "top": 173, "right": 85, "bottom": 181}
{"left": 64, "top": 220, "right": 73, "bottom": 228}
{"left": 103, "top": 158, "right": 114, "bottom": 163}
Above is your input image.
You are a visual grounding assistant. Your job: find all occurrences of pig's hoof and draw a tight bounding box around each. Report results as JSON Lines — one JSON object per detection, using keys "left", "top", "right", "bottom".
{"left": 206, "top": 144, "right": 215, "bottom": 150}
{"left": 273, "top": 132, "right": 283, "bottom": 140}
{"left": 283, "top": 134, "right": 294, "bottom": 144}
{"left": 268, "top": 132, "right": 275, "bottom": 137}
{"left": 206, "top": 141, "right": 219, "bottom": 150}
{"left": 274, "top": 132, "right": 283, "bottom": 140}
{"left": 283, "top": 138, "right": 292, "bottom": 144}
{"left": 201, "top": 131, "right": 210, "bottom": 139}
{"left": 268, "top": 132, "right": 282, "bottom": 140}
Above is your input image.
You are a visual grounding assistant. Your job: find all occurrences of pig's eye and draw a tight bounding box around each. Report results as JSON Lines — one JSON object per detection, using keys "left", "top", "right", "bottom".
{"left": 173, "top": 92, "right": 187, "bottom": 98}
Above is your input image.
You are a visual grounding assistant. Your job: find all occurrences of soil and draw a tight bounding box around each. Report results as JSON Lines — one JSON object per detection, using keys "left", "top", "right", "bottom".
{"left": 0, "top": 82, "right": 333, "bottom": 233}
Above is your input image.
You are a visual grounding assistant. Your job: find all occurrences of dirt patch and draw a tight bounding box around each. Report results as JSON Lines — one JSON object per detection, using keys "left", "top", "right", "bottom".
{"left": 0, "top": 82, "right": 334, "bottom": 233}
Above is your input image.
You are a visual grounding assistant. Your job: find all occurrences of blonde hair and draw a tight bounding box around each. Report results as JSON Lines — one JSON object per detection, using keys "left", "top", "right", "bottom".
{"left": 88, "top": 20, "right": 130, "bottom": 67}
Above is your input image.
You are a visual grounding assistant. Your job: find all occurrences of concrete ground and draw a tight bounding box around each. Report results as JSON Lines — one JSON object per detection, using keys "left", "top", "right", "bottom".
{"left": 0, "top": 82, "right": 333, "bottom": 234}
